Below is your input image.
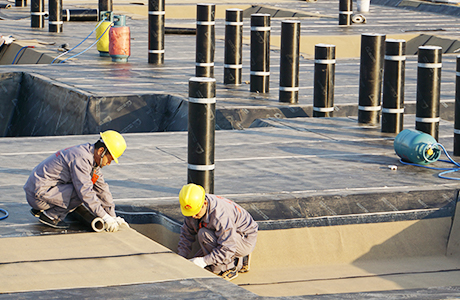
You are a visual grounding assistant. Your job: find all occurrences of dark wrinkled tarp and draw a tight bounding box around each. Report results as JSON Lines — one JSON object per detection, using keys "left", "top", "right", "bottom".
{"left": 2, "top": 72, "right": 189, "bottom": 137}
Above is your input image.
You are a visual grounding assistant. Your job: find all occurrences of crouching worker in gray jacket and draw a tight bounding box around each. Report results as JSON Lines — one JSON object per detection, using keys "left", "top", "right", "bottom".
{"left": 24, "top": 130, "right": 128, "bottom": 231}
{"left": 177, "top": 183, "right": 258, "bottom": 281}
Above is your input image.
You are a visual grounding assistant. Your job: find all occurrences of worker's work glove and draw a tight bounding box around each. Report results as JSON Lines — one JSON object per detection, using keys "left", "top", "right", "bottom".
{"left": 102, "top": 214, "right": 119, "bottom": 232}
{"left": 189, "top": 257, "right": 207, "bottom": 268}
{"left": 116, "top": 216, "right": 130, "bottom": 228}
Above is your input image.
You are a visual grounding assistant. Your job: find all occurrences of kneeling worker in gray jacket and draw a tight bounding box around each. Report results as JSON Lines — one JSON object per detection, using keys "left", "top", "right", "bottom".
{"left": 24, "top": 130, "right": 128, "bottom": 231}
{"left": 177, "top": 183, "right": 258, "bottom": 280}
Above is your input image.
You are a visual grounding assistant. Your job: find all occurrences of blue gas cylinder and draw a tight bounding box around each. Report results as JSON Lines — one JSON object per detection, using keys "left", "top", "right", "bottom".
{"left": 394, "top": 129, "right": 441, "bottom": 165}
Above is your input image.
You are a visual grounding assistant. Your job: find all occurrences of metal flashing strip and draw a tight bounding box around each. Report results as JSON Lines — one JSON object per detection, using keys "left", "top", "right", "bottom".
{"left": 279, "top": 86, "right": 300, "bottom": 92}
{"left": 149, "top": 50, "right": 165, "bottom": 54}
{"left": 196, "top": 21, "right": 215, "bottom": 26}
{"left": 251, "top": 26, "right": 271, "bottom": 31}
{"left": 188, "top": 163, "right": 215, "bottom": 171}
{"left": 418, "top": 62, "right": 442, "bottom": 68}
{"left": 195, "top": 62, "right": 214, "bottom": 67}
{"left": 359, "top": 105, "right": 382, "bottom": 111}
{"left": 225, "top": 21, "right": 243, "bottom": 26}
{"left": 224, "top": 64, "right": 242, "bottom": 69}
{"left": 49, "top": 21, "right": 64, "bottom": 25}
{"left": 188, "top": 97, "right": 216, "bottom": 104}
{"left": 385, "top": 55, "right": 406, "bottom": 61}
{"left": 314, "top": 59, "right": 336, "bottom": 64}
{"left": 313, "top": 107, "right": 335, "bottom": 112}
{"left": 339, "top": 11, "right": 353, "bottom": 14}
{"left": 382, "top": 108, "right": 405, "bottom": 113}
{"left": 416, "top": 117, "right": 440, "bottom": 123}
{"left": 148, "top": 11, "right": 165, "bottom": 15}
{"left": 250, "top": 71, "right": 270, "bottom": 76}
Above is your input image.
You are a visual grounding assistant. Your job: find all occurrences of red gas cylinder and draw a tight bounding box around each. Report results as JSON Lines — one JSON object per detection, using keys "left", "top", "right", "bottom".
{"left": 109, "top": 15, "right": 130, "bottom": 62}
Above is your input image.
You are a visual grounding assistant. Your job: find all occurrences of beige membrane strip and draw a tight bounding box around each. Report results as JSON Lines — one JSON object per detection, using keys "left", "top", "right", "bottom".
{"left": 135, "top": 217, "right": 460, "bottom": 297}
{"left": 0, "top": 228, "right": 214, "bottom": 294}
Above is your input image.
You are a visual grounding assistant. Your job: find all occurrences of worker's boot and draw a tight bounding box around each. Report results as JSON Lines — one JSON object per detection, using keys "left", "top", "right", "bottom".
{"left": 30, "top": 208, "right": 42, "bottom": 218}
{"left": 239, "top": 254, "right": 251, "bottom": 273}
{"left": 219, "top": 267, "right": 238, "bottom": 281}
{"left": 39, "top": 211, "right": 69, "bottom": 229}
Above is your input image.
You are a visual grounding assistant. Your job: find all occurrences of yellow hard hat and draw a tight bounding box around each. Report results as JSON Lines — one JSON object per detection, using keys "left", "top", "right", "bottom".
{"left": 179, "top": 183, "right": 205, "bottom": 216}
{"left": 100, "top": 130, "right": 127, "bottom": 164}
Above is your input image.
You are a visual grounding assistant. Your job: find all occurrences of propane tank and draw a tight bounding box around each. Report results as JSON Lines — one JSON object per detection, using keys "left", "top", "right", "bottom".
{"left": 96, "top": 11, "right": 113, "bottom": 57}
{"left": 394, "top": 128, "right": 441, "bottom": 165}
{"left": 109, "top": 15, "right": 130, "bottom": 62}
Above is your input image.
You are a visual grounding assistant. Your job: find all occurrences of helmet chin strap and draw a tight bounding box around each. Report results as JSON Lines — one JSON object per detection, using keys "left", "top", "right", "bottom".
{"left": 99, "top": 148, "right": 107, "bottom": 167}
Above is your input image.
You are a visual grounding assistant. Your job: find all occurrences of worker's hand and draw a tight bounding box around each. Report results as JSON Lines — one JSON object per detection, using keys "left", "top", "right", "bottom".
{"left": 116, "top": 216, "right": 130, "bottom": 228}
{"left": 189, "top": 257, "right": 207, "bottom": 268}
{"left": 102, "top": 214, "right": 119, "bottom": 232}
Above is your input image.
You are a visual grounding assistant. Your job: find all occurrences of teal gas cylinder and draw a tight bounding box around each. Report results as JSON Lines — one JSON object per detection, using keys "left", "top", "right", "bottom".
{"left": 394, "top": 129, "right": 441, "bottom": 165}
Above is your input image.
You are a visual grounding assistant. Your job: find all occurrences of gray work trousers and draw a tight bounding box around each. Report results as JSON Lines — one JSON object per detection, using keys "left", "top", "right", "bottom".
{"left": 195, "top": 227, "right": 255, "bottom": 274}
{"left": 26, "top": 184, "right": 81, "bottom": 220}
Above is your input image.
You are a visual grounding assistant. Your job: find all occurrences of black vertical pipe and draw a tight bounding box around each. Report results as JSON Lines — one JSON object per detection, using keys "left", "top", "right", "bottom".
{"left": 250, "top": 14, "right": 270, "bottom": 93}
{"left": 358, "top": 33, "right": 386, "bottom": 124}
{"left": 382, "top": 39, "right": 406, "bottom": 134}
{"left": 148, "top": 0, "right": 165, "bottom": 65}
{"left": 98, "top": 0, "right": 113, "bottom": 18}
{"left": 196, "top": 4, "right": 215, "bottom": 78}
{"left": 31, "top": 0, "right": 44, "bottom": 28}
{"left": 188, "top": 77, "right": 216, "bottom": 194}
{"left": 313, "top": 44, "right": 336, "bottom": 117}
{"left": 16, "top": 0, "right": 26, "bottom": 7}
{"left": 339, "top": 0, "right": 352, "bottom": 26}
{"left": 224, "top": 9, "right": 243, "bottom": 85}
{"left": 48, "top": 0, "right": 63, "bottom": 33}
{"left": 416, "top": 46, "right": 442, "bottom": 141}
{"left": 279, "top": 20, "right": 300, "bottom": 104}
{"left": 454, "top": 56, "right": 460, "bottom": 155}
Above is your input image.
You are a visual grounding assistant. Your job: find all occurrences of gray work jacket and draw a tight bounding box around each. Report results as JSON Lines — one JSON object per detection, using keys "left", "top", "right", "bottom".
{"left": 178, "top": 194, "right": 258, "bottom": 266}
{"left": 23, "top": 143, "right": 115, "bottom": 218}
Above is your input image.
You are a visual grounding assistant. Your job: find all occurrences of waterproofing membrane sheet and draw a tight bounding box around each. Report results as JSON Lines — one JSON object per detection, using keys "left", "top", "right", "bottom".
{"left": 0, "top": 227, "right": 214, "bottom": 294}
{"left": 0, "top": 73, "right": 188, "bottom": 137}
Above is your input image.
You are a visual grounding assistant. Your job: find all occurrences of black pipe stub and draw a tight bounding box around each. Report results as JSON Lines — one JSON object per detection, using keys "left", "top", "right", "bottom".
{"left": 382, "top": 39, "right": 406, "bottom": 134}
{"left": 358, "top": 33, "right": 386, "bottom": 125}
{"left": 416, "top": 45, "right": 442, "bottom": 141}
{"left": 0, "top": 3, "right": 12, "bottom": 8}
{"left": 195, "top": 3, "right": 215, "bottom": 78}
{"left": 148, "top": 0, "right": 165, "bottom": 65}
{"left": 224, "top": 8, "right": 243, "bottom": 85}
{"left": 98, "top": 0, "right": 112, "bottom": 17}
{"left": 279, "top": 20, "right": 300, "bottom": 104}
{"left": 15, "top": 0, "right": 26, "bottom": 7}
{"left": 250, "top": 13, "right": 270, "bottom": 94}
{"left": 31, "top": 0, "right": 44, "bottom": 28}
{"left": 339, "top": 0, "right": 352, "bottom": 25}
{"left": 454, "top": 55, "right": 460, "bottom": 155}
{"left": 188, "top": 77, "right": 216, "bottom": 194}
{"left": 313, "top": 44, "right": 336, "bottom": 117}
{"left": 48, "top": 0, "right": 63, "bottom": 32}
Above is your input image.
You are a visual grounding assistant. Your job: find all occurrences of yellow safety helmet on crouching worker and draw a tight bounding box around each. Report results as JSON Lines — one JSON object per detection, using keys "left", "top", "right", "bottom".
{"left": 179, "top": 183, "right": 206, "bottom": 216}
{"left": 100, "top": 130, "right": 127, "bottom": 164}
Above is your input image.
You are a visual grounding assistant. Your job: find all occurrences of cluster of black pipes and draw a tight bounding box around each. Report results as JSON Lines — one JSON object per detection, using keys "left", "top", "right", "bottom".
{"left": 180, "top": 5, "right": 451, "bottom": 192}
{"left": 18, "top": 0, "right": 450, "bottom": 191}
